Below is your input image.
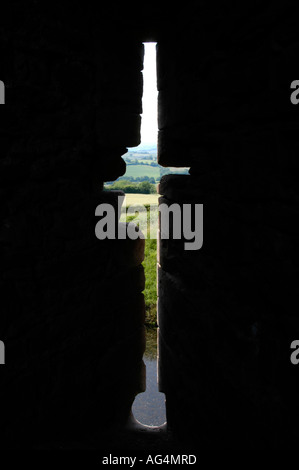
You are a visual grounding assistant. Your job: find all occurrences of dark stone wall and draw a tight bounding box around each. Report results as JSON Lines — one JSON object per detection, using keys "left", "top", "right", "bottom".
{"left": 0, "top": 0, "right": 299, "bottom": 450}
{"left": 157, "top": 1, "right": 299, "bottom": 449}
{"left": 0, "top": 4, "right": 146, "bottom": 447}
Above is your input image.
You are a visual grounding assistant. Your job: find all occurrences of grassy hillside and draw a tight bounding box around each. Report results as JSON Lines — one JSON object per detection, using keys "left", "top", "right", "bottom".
{"left": 125, "top": 201, "right": 158, "bottom": 327}
{"left": 103, "top": 143, "right": 189, "bottom": 329}
{"left": 124, "top": 164, "right": 160, "bottom": 179}
{"left": 143, "top": 238, "right": 157, "bottom": 327}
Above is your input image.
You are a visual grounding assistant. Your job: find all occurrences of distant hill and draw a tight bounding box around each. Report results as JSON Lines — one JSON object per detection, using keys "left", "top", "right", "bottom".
{"left": 128, "top": 143, "right": 157, "bottom": 153}
{"left": 105, "top": 143, "right": 189, "bottom": 185}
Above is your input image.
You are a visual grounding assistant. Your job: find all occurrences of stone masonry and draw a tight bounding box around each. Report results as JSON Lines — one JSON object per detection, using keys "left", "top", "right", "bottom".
{"left": 1, "top": 1, "right": 299, "bottom": 450}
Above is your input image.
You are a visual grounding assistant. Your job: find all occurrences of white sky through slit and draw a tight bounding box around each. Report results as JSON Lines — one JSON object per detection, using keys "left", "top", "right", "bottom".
{"left": 140, "top": 42, "right": 158, "bottom": 145}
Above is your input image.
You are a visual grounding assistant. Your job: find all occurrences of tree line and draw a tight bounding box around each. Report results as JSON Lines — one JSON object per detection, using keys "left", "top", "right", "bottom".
{"left": 105, "top": 180, "right": 157, "bottom": 194}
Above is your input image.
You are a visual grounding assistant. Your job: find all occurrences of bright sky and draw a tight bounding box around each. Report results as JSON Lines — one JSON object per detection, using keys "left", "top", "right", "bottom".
{"left": 140, "top": 42, "right": 158, "bottom": 145}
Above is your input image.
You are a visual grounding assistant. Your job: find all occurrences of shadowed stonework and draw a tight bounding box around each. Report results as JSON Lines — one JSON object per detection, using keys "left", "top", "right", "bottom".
{"left": 1, "top": 1, "right": 299, "bottom": 452}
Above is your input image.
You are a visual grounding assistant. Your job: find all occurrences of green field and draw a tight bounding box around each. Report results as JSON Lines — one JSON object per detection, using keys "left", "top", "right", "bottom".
{"left": 124, "top": 164, "right": 160, "bottom": 179}
{"left": 124, "top": 202, "right": 158, "bottom": 327}
{"left": 143, "top": 238, "right": 157, "bottom": 327}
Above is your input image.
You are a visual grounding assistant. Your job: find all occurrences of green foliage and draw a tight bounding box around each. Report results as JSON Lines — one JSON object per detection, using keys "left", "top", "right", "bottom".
{"left": 143, "top": 238, "right": 157, "bottom": 327}
{"left": 124, "top": 204, "right": 158, "bottom": 327}
{"left": 138, "top": 181, "right": 156, "bottom": 194}
{"left": 105, "top": 180, "right": 157, "bottom": 194}
{"left": 116, "top": 176, "right": 156, "bottom": 183}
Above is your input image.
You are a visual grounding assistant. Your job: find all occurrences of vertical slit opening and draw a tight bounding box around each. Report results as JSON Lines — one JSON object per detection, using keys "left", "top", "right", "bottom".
{"left": 128, "top": 42, "right": 166, "bottom": 427}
